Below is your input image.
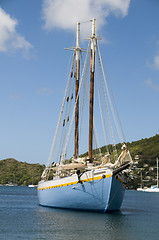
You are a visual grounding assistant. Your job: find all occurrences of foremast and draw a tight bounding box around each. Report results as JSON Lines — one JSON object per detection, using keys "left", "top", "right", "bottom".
{"left": 89, "top": 19, "right": 96, "bottom": 162}
{"left": 74, "top": 22, "right": 80, "bottom": 159}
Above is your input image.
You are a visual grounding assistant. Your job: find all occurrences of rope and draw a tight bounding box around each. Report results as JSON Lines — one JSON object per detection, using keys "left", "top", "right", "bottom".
{"left": 93, "top": 120, "right": 102, "bottom": 158}
{"left": 79, "top": 43, "right": 90, "bottom": 153}
{"left": 58, "top": 69, "right": 75, "bottom": 162}
{"left": 61, "top": 41, "right": 91, "bottom": 161}
{"left": 96, "top": 43, "right": 117, "bottom": 156}
{"left": 45, "top": 52, "right": 76, "bottom": 167}
{"left": 96, "top": 67, "right": 109, "bottom": 153}
{"left": 97, "top": 42, "right": 125, "bottom": 144}
{"left": 80, "top": 41, "right": 102, "bottom": 159}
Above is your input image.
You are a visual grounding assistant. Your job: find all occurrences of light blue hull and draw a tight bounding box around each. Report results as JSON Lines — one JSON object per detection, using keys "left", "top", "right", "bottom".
{"left": 38, "top": 175, "right": 125, "bottom": 212}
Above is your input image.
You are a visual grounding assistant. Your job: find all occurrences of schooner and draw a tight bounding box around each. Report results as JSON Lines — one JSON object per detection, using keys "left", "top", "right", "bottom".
{"left": 38, "top": 19, "right": 133, "bottom": 212}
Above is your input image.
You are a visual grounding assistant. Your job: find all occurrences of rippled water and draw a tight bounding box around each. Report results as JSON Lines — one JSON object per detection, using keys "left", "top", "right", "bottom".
{"left": 0, "top": 186, "right": 159, "bottom": 240}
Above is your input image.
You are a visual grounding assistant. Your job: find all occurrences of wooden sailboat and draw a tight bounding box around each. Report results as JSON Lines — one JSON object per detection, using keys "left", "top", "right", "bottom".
{"left": 38, "top": 19, "right": 133, "bottom": 212}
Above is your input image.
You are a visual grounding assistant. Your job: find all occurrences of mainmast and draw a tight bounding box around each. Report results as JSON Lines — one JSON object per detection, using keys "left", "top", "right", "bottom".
{"left": 157, "top": 158, "right": 159, "bottom": 188}
{"left": 74, "top": 22, "right": 80, "bottom": 159}
{"left": 89, "top": 19, "right": 96, "bottom": 162}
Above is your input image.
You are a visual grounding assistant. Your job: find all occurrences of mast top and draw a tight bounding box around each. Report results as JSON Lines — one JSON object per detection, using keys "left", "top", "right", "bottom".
{"left": 76, "top": 22, "right": 80, "bottom": 50}
{"left": 90, "top": 18, "right": 96, "bottom": 36}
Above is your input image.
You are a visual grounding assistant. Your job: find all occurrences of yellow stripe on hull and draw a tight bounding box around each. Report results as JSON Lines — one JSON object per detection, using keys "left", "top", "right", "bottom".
{"left": 37, "top": 174, "right": 112, "bottom": 191}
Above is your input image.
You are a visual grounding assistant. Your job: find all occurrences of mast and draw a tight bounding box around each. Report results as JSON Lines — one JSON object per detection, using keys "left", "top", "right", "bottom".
{"left": 89, "top": 19, "right": 96, "bottom": 162}
{"left": 157, "top": 158, "right": 159, "bottom": 188}
{"left": 74, "top": 22, "right": 80, "bottom": 159}
{"left": 141, "top": 170, "right": 143, "bottom": 189}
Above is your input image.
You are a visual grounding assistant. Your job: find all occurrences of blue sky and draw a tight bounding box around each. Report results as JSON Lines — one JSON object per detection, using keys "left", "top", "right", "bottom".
{"left": 0, "top": 0, "right": 159, "bottom": 164}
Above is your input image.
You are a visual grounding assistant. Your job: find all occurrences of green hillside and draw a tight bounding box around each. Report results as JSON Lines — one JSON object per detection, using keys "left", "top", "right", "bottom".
{"left": 0, "top": 134, "right": 159, "bottom": 187}
{"left": 122, "top": 134, "right": 159, "bottom": 189}
{"left": 81, "top": 134, "right": 159, "bottom": 163}
{"left": 127, "top": 134, "right": 159, "bottom": 162}
{"left": 0, "top": 158, "right": 45, "bottom": 186}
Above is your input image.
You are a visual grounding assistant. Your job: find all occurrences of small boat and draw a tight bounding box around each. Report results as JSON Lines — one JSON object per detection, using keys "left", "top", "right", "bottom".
{"left": 144, "top": 186, "right": 159, "bottom": 192}
{"left": 137, "top": 158, "right": 159, "bottom": 193}
{"left": 137, "top": 171, "right": 145, "bottom": 191}
{"left": 144, "top": 158, "right": 159, "bottom": 192}
{"left": 38, "top": 19, "right": 133, "bottom": 212}
{"left": 28, "top": 185, "right": 37, "bottom": 188}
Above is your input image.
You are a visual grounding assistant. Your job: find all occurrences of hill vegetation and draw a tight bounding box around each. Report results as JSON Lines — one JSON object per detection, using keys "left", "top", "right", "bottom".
{"left": 0, "top": 134, "right": 159, "bottom": 188}
{"left": 100, "top": 134, "right": 159, "bottom": 189}
{"left": 0, "top": 158, "right": 45, "bottom": 186}
{"left": 122, "top": 134, "right": 159, "bottom": 189}
{"left": 126, "top": 134, "right": 159, "bottom": 162}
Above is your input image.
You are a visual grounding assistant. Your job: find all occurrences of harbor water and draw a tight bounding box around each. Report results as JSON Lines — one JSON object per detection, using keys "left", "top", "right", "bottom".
{"left": 0, "top": 186, "right": 159, "bottom": 240}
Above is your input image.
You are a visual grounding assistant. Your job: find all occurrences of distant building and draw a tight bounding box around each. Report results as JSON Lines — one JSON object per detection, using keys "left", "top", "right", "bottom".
{"left": 134, "top": 155, "right": 143, "bottom": 160}
{"left": 134, "top": 161, "right": 139, "bottom": 165}
{"left": 149, "top": 167, "right": 154, "bottom": 171}
{"left": 143, "top": 164, "right": 148, "bottom": 167}
{"left": 145, "top": 176, "right": 151, "bottom": 180}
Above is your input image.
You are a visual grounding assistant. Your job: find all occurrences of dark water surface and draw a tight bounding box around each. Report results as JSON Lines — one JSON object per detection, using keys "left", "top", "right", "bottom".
{"left": 0, "top": 186, "right": 159, "bottom": 240}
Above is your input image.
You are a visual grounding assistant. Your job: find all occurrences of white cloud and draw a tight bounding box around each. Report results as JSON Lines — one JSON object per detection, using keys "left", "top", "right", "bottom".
{"left": 145, "top": 78, "right": 159, "bottom": 91}
{"left": 147, "top": 40, "right": 159, "bottom": 70}
{"left": 147, "top": 53, "right": 159, "bottom": 70}
{"left": 154, "top": 55, "right": 159, "bottom": 70}
{"left": 36, "top": 87, "right": 53, "bottom": 95}
{"left": 42, "top": 0, "right": 130, "bottom": 34}
{"left": 0, "top": 7, "right": 32, "bottom": 55}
